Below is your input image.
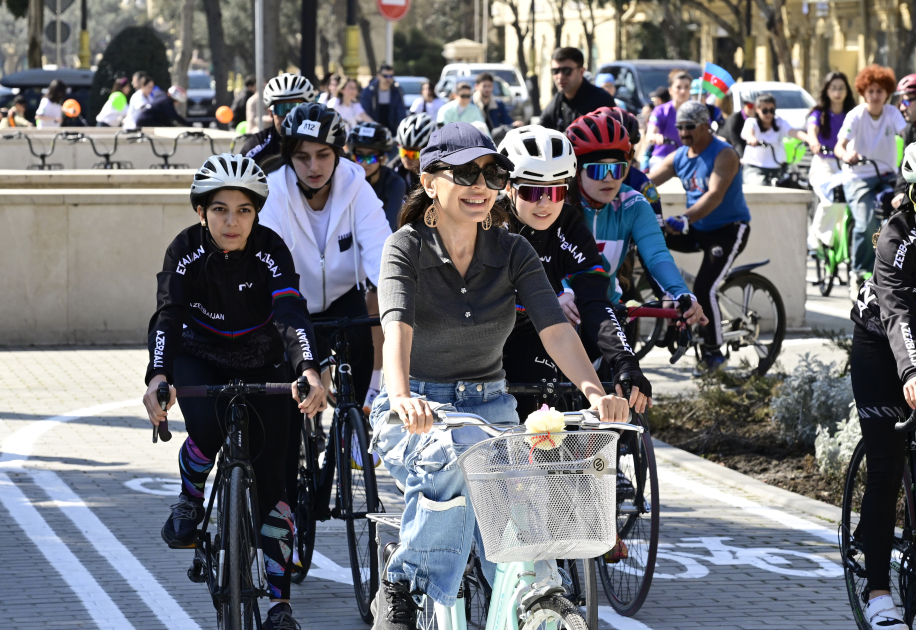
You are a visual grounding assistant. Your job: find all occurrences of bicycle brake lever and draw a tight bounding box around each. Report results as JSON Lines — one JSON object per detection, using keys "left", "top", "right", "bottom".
{"left": 669, "top": 327, "right": 692, "bottom": 365}
{"left": 296, "top": 374, "right": 310, "bottom": 404}
{"left": 155, "top": 381, "right": 173, "bottom": 443}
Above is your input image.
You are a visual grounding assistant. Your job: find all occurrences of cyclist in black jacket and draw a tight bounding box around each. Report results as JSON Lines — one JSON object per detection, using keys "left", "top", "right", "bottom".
{"left": 241, "top": 73, "right": 316, "bottom": 167}
{"left": 848, "top": 144, "right": 916, "bottom": 630}
{"left": 141, "top": 154, "right": 325, "bottom": 630}
{"left": 392, "top": 113, "right": 436, "bottom": 194}
{"left": 497, "top": 125, "right": 651, "bottom": 419}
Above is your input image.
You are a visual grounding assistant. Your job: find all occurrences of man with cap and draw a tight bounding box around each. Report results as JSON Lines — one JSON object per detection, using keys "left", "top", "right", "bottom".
{"left": 648, "top": 100, "right": 751, "bottom": 375}
{"left": 369, "top": 121, "right": 630, "bottom": 630}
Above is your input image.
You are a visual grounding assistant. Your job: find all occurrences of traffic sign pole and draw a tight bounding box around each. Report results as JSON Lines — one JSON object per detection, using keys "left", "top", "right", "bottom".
{"left": 56, "top": 0, "right": 61, "bottom": 67}
{"left": 378, "top": 0, "right": 409, "bottom": 68}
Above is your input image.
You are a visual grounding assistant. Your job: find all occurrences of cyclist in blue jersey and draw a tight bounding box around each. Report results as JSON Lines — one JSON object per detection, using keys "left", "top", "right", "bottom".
{"left": 599, "top": 107, "right": 664, "bottom": 222}
{"left": 648, "top": 100, "right": 752, "bottom": 375}
{"left": 564, "top": 109, "right": 705, "bottom": 325}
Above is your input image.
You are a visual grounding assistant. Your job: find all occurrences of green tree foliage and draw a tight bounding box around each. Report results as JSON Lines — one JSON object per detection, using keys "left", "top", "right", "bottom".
{"left": 88, "top": 26, "right": 170, "bottom": 123}
{"left": 393, "top": 27, "right": 445, "bottom": 84}
{"left": 3, "top": 0, "right": 28, "bottom": 19}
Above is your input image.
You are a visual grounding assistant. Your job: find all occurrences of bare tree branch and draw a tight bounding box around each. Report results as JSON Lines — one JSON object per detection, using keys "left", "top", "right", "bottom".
{"left": 682, "top": 0, "right": 740, "bottom": 40}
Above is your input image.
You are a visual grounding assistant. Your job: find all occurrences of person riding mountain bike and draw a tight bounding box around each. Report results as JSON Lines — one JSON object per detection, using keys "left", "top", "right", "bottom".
{"left": 848, "top": 143, "right": 916, "bottom": 630}
{"left": 602, "top": 106, "right": 663, "bottom": 220}
{"left": 740, "top": 93, "right": 807, "bottom": 186}
{"left": 497, "top": 124, "right": 652, "bottom": 418}
{"left": 257, "top": 103, "right": 391, "bottom": 552}
{"left": 393, "top": 113, "right": 436, "bottom": 193}
{"left": 563, "top": 109, "right": 704, "bottom": 327}
{"left": 241, "top": 73, "right": 317, "bottom": 167}
{"left": 141, "top": 153, "right": 326, "bottom": 630}
{"left": 648, "top": 100, "right": 751, "bottom": 375}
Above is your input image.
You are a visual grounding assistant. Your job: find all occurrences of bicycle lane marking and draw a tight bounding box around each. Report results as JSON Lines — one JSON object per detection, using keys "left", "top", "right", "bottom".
{"left": 598, "top": 606, "right": 655, "bottom": 629}
{"left": 0, "top": 398, "right": 203, "bottom": 630}
{"left": 656, "top": 466, "right": 836, "bottom": 544}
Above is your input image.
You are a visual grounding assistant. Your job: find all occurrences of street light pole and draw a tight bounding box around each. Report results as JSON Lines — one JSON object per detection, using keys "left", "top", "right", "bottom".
{"left": 255, "top": 0, "right": 264, "bottom": 131}
{"left": 300, "top": 0, "right": 318, "bottom": 84}
{"left": 78, "top": 0, "right": 90, "bottom": 68}
{"left": 343, "top": 0, "right": 360, "bottom": 78}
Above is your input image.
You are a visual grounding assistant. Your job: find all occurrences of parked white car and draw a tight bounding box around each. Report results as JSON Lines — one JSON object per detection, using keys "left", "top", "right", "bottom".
{"left": 440, "top": 63, "right": 533, "bottom": 122}
{"left": 728, "top": 81, "right": 815, "bottom": 130}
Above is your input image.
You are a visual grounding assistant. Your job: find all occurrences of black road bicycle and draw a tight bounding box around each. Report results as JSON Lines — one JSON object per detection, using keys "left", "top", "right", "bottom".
{"left": 290, "top": 316, "right": 381, "bottom": 623}
{"left": 841, "top": 409, "right": 916, "bottom": 628}
{"left": 156, "top": 378, "right": 306, "bottom": 630}
{"left": 506, "top": 377, "right": 659, "bottom": 619}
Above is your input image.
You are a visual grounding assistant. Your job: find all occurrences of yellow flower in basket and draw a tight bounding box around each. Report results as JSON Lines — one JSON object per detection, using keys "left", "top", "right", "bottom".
{"left": 525, "top": 404, "right": 567, "bottom": 451}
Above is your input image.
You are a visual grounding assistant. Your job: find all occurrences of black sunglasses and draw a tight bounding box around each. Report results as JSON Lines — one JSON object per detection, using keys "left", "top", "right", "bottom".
{"left": 551, "top": 66, "right": 577, "bottom": 77}
{"left": 675, "top": 123, "right": 697, "bottom": 131}
{"left": 380, "top": 73, "right": 395, "bottom": 80}
{"left": 431, "top": 162, "right": 509, "bottom": 190}
{"left": 458, "top": 92, "right": 472, "bottom": 99}
{"left": 759, "top": 107, "right": 776, "bottom": 115}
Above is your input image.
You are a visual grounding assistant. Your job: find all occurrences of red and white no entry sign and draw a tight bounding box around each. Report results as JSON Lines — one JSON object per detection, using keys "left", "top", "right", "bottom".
{"left": 377, "top": 0, "right": 409, "bottom": 21}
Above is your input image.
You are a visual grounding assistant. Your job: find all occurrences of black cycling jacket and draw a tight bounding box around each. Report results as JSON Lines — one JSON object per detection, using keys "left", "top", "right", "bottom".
{"left": 509, "top": 205, "right": 642, "bottom": 381}
{"left": 145, "top": 223, "right": 319, "bottom": 385}
{"left": 369, "top": 165, "right": 407, "bottom": 232}
{"left": 241, "top": 127, "right": 281, "bottom": 168}
{"left": 851, "top": 210, "right": 916, "bottom": 385}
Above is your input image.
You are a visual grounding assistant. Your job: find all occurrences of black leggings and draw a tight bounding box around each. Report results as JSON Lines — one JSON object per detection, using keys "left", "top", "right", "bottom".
{"left": 173, "top": 354, "right": 293, "bottom": 599}
{"left": 284, "top": 284, "right": 373, "bottom": 516}
{"left": 851, "top": 328, "right": 909, "bottom": 592}
{"left": 667, "top": 222, "right": 750, "bottom": 350}
{"left": 503, "top": 322, "right": 560, "bottom": 421}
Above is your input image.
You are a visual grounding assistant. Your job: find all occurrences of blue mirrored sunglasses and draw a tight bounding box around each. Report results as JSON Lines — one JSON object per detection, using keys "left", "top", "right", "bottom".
{"left": 354, "top": 153, "right": 380, "bottom": 165}
{"left": 583, "top": 162, "right": 627, "bottom": 181}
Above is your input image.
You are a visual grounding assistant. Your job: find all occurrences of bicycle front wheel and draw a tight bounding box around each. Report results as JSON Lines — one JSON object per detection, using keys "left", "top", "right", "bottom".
{"left": 717, "top": 271, "right": 786, "bottom": 376}
{"left": 291, "top": 425, "right": 317, "bottom": 585}
{"left": 598, "top": 419, "right": 659, "bottom": 617}
{"left": 523, "top": 596, "right": 589, "bottom": 629}
{"left": 341, "top": 407, "right": 380, "bottom": 623}
{"left": 224, "top": 466, "right": 257, "bottom": 630}
{"left": 840, "top": 438, "right": 912, "bottom": 629}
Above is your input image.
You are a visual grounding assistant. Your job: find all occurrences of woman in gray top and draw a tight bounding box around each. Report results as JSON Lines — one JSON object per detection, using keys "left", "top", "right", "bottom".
{"left": 368, "top": 122, "right": 630, "bottom": 630}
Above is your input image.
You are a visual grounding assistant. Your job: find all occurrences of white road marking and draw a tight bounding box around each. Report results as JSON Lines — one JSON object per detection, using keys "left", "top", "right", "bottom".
{"left": 0, "top": 398, "right": 202, "bottom": 630}
{"left": 126, "top": 476, "right": 212, "bottom": 498}
{"left": 308, "top": 550, "right": 355, "bottom": 585}
{"left": 658, "top": 467, "right": 836, "bottom": 544}
{"left": 598, "top": 606, "right": 655, "bottom": 629}
{"left": 806, "top": 300, "right": 852, "bottom": 320}
{"left": 0, "top": 471, "right": 134, "bottom": 629}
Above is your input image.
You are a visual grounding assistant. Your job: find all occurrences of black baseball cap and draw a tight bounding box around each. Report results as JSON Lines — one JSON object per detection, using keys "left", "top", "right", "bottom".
{"left": 420, "top": 122, "right": 515, "bottom": 173}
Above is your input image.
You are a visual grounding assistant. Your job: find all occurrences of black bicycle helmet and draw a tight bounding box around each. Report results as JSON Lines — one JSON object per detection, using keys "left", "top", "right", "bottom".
{"left": 281, "top": 102, "right": 346, "bottom": 149}
{"left": 347, "top": 121, "right": 394, "bottom": 153}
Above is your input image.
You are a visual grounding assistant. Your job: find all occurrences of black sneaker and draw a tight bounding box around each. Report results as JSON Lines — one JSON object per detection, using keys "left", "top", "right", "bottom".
{"left": 264, "top": 603, "right": 300, "bottom": 630}
{"left": 161, "top": 493, "right": 205, "bottom": 549}
{"left": 373, "top": 580, "right": 419, "bottom": 630}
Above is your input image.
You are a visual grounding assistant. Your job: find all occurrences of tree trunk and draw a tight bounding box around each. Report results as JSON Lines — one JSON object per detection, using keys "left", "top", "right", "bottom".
{"left": 27, "top": 0, "right": 43, "bottom": 68}
{"left": 577, "top": 0, "right": 597, "bottom": 71}
{"left": 202, "top": 0, "right": 230, "bottom": 107}
{"left": 172, "top": 0, "right": 194, "bottom": 117}
{"left": 356, "top": 4, "right": 378, "bottom": 75}
{"left": 551, "top": 0, "right": 566, "bottom": 51}
{"left": 897, "top": 0, "right": 916, "bottom": 80}
{"left": 659, "top": 0, "right": 684, "bottom": 60}
{"left": 319, "top": 32, "right": 331, "bottom": 78}
{"left": 506, "top": 1, "right": 528, "bottom": 77}
{"left": 755, "top": 0, "right": 795, "bottom": 83}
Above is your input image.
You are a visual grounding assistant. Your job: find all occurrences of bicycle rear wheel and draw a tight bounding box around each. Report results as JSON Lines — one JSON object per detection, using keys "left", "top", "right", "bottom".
{"left": 223, "top": 466, "right": 258, "bottom": 630}
{"left": 598, "top": 418, "right": 659, "bottom": 617}
{"left": 840, "top": 438, "right": 912, "bottom": 629}
{"left": 717, "top": 271, "right": 786, "bottom": 376}
{"left": 341, "top": 407, "right": 380, "bottom": 623}
{"left": 291, "top": 425, "right": 317, "bottom": 585}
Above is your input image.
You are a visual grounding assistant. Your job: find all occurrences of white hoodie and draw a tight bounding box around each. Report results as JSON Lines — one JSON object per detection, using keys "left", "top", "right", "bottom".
{"left": 260, "top": 158, "right": 391, "bottom": 313}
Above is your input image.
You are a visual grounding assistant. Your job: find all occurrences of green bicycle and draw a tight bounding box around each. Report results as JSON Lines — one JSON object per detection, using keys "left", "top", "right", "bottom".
{"left": 370, "top": 409, "right": 644, "bottom": 629}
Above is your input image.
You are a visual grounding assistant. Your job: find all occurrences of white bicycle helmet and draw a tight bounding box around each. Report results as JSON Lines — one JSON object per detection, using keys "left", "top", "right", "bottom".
{"left": 396, "top": 113, "right": 435, "bottom": 149}
{"left": 168, "top": 85, "right": 188, "bottom": 104}
{"left": 263, "top": 73, "right": 317, "bottom": 107}
{"left": 190, "top": 153, "right": 269, "bottom": 210}
{"left": 497, "top": 125, "right": 577, "bottom": 183}
{"left": 903, "top": 142, "right": 916, "bottom": 184}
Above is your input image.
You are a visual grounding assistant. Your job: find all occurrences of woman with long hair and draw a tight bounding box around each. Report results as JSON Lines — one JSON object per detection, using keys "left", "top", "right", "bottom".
{"left": 96, "top": 77, "right": 133, "bottom": 127}
{"left": 35, "top": 79, "right": 67, "bottom": 128}
{"left": 369, "top": 122, "right": 630, "bottom": 630}
{"left": 327, "top": 77, "right": 373, "bottom": 132}
{"left": 806, "top": 71, "right": 856, "bottom": 251}
{"left": 740, "top": 93, "right": 807, "bottom": 185}
{"left": 645, "top": 70, "right": 692, "bottom": 169}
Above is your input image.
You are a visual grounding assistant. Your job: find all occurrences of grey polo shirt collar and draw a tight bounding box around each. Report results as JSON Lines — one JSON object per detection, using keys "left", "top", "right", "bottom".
{"left": 417, "top": 222, "right": 509, "bottom": 280}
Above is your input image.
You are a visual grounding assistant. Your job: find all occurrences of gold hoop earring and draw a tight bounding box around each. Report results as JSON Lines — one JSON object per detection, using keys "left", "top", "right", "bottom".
{"left": 424, "top": 204, "right": 439, "bottom": 228}
{"left": 481, "top": 211, "right": 492, "bottom": 231}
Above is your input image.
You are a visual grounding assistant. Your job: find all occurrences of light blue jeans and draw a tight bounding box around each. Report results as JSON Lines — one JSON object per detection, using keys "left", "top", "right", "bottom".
{"left": 368, "top": 379, "right": 519, "bottom": 606}
{"left": 843, "top": 172, "right": 895, "bottom": 275}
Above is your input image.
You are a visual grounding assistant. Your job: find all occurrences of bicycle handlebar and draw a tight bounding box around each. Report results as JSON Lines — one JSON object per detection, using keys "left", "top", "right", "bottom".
{"left": 384, "top": 409, "right": 644, "bottom": 436}
{"left": 895, "top": 409, "right": 916, "bottom": 433}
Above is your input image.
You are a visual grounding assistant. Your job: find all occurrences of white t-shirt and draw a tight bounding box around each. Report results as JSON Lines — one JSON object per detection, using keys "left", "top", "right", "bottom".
{"left": 327, "top": 98, "right": 366, "bottom": 132}
{"left": 838, "top": 103, "right": 907, "bottom": 177}
{"left": 301, "top": 191, "right": 332, "bottom": 255}
{"left": 124, "top": 89, "right": 154, "bottom": 130}
{"left": 740, "top": 116, "right": 792, "bottom": 169}
{"left": 35, "top": 98, "right": 62, "bottom": 128}
{"left": 410, "top": 97, "right": 444, "bottom": 122}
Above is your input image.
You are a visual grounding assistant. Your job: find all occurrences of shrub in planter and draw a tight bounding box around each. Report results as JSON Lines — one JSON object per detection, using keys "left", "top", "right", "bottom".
{"left": 814, "top": 403, "right": 861, "bottom": 477}
{"left": 770, "top": 353, "right": 853, "bottom": 446}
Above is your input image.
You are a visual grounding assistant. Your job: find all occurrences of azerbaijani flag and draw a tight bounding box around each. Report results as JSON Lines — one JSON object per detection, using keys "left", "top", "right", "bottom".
{"left": 702, "top": 62, "right": 736, "bottom": 100}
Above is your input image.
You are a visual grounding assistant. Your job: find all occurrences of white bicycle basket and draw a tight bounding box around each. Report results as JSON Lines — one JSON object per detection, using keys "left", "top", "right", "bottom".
{"left": 457, "top": 430, "right": 619, "bottom": 563}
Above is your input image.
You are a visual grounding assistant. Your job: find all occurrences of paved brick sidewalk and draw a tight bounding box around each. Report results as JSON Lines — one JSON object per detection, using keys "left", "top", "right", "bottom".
{"left": 0, "top": 347, "right": 854, "bottom": 629}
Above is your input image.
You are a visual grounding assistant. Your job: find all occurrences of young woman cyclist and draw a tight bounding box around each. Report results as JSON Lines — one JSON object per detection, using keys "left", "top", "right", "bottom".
{"left": 848, "top": 144, "right": 916, "bottom": 630}
{"left": 393, "top": 113, "right": 437, "bottom": 193}
{"left": 497, "top": 124, "right": 652, "bottom": 418}
{"left": 806, "top": 72, "right": 857, "bottom": 251}
{"left": 141, "top": 154, "right": 326, "bottom": 630}
{"left": 369, "top": 122, "right": 633, "bottom": 630}
{"left": 328, "top": 77, "right": 374, "bottom": 132}
{"left": 740, "top": 93, "right": 807, "bottom": 185}
{"left": 564, "top": 110, "right": 705, "bottom": 323}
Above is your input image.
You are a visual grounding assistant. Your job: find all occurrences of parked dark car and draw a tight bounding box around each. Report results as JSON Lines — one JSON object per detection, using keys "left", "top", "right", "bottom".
{"left": 595, "top": 60, "right": 703, "bottom": 113}
{"left": 0, "top": 68, "right": 94, "bottom": 125}
{"left": 186, "top": 70, "right": 217, "bottom": 125}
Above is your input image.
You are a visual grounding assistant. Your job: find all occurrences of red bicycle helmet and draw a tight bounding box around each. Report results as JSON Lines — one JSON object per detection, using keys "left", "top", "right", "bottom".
{"left": 566, "top": 111, "right": 632, "bottom": 163}
{"left": 898, "top": 74, "right": 916, "bottom": 96}
{"left": 592, "top": 106, "right": 641, "bottom": 146}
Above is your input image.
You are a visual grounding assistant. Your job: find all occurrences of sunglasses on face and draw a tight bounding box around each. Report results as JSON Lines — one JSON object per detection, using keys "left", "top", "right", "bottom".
{"left": 759, "top": 107, "right": 776, "bottom": 115}
{"left": 458, "top": 93, "right": 472, "bottom": 99}
{"left": 432, "top": 162, "right": 509, "bottom": 190}
{"left": 583, "top": 162, "right": 627, "bottom": 181}
{"left": 380, "top": 73, "right": 394, "bottom": 80}
{"left": 551, "top": 66, "right": 577, "bottom": 77}
{"left": 903, "top": 99, "right": 913, "bottom": 108}
{"left": 399, "top": 147, "right": 421, "bottom": 160}
{"left": 675, "top": 123, "right": 697, "bottom": 131}
{"left": 271, "top": 102, "right": 298, "bottom": 117}
{"left": 353, "top": 153, "right": 380, "bottom": 165}
{"left": 513, "top": 184, "right": 568, "bottom": 203}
